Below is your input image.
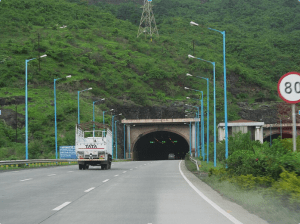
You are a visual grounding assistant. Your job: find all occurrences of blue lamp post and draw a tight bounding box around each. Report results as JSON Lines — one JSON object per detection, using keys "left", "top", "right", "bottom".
{"left": 93, "top": 98, "right": 105, "bottom": 136}
{"left": 115, "top": 120, "right": 119, "bottom": 159}
{"left": 190, "top": 21, "right": 227, "bottom": 165}
{"left": 77, "top": 87, "right": 92, "bottom": 125}
{"left": 54, "top": 75, "right": 71, "bottom": 160}
{"left": 189, "top": 122, "right": 192, "bottom": 156}
{"left": 103, "top": 111, "right": 106, "bottom": 137}
{"left": 187, "top": 71, "right": 211, "bottom": 164}
{"left": 111, "top": 112, "right": 122, "bottom": 159}
{"left": 25, "top": 54, "right": 47, "bottom": 160}
{"left": 124, "top": 123, "right": 126, "bottom": 159}
{"left": 186, "top": 103, "right": 200, "bottom": 157}
{"left": 186, "top": 88, "right": 204, "bottom": 160}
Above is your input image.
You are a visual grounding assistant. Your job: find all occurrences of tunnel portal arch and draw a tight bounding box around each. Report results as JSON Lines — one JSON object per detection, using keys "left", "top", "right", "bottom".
{"left": 122, "top": 118, "right": 199, "bottom": 161}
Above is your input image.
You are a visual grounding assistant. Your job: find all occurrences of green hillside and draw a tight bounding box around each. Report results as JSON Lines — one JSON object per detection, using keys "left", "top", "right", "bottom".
{"left": 0, "top": 0, "right": 300, "bottom": 159}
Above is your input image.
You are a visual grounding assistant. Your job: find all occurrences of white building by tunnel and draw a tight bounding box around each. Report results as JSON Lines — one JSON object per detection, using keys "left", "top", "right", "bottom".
{"left": 218, "top": 119, "right": 265, "bottom": 143}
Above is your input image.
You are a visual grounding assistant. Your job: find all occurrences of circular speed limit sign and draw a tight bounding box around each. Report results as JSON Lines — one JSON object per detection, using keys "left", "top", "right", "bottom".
{"left": 278, "top": 72, "right": 300, "bottom": 104}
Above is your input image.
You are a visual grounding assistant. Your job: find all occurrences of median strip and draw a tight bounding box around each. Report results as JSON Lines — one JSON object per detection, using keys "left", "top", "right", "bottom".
{"left": 53, "top": 202, "right": 71, "bottom": 211}
{"left": 103, "top": 179, "right": 109, "bottom": 182}
{"left": 84, "top": 187, "right": 95, "bottom": 193}
{"left": 20, "top": 178, "right": 32, "bottom": 182}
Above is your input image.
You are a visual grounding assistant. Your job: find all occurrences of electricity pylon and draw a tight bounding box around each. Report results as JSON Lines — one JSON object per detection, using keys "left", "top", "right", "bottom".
{"left": 137, "top": 0, "right": 159, "bottom": 39}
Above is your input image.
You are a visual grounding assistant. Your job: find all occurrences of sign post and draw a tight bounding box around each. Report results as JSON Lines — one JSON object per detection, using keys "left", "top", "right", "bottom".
{"left": 277, "top": 71, "right": 300, "bottom": 152}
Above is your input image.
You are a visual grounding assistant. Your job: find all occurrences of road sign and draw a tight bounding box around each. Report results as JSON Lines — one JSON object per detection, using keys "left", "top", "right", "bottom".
{"left": 59, "top": 146, "right": 77, "bottom": 159}
{"left": 277, "top": 71, "right": 300, "bottom": 104}
{"left": 0, "top": 110, "right": 1, "bottom": 115}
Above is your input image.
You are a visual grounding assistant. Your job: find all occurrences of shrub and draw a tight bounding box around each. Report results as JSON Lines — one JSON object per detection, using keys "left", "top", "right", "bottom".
{"left": 271, "top": 167, "right": 300, "bottom": 210}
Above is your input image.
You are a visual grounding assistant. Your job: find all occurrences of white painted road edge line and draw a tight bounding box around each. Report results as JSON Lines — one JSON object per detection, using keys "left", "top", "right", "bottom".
{"left": 84, "top": 187, "right": 95, "bottom": 193}
{"left": 178, "top": 160, "right": 243, "bottom": 224}
{"left": 103, "top": 179, "right": 109, "bottom": 182}
{"left": 48, "top": 174, "right": 56, "bottom": 176}
{"left": 20, "top": 178, "right": 32, "bottom": 182}
{"left": 53, "top": 202, "right": 71, "bottom": 211}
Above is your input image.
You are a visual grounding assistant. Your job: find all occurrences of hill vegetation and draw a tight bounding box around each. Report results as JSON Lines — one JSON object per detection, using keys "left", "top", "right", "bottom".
{"left": 0, "top": 0, "right": 300, "bottom": 159}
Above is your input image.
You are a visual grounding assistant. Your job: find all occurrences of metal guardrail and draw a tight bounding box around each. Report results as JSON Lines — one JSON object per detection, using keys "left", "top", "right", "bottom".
{"left": 189, "top": 156, "right": 200, "bottom": 171}
{"left": 0, "top": 159, "right": 77, "bottom": 166}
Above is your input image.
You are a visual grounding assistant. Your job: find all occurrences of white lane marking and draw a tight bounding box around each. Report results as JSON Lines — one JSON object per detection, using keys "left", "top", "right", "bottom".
{"left": 53, "top": 202, "right": 71, "bottom": 211}
{"left": 144, "top": 164, "right": 147, "bottom": 165}
{"left": 135, "top": 167, "right": 138, "bottom": 168}
{"left": 123, "top": 171, "right": 127, "bottom": 173}
{"left": 48, "top": 174, "right": 56, "bottom": 176}
{"left": 115, "top": 175, "right": 119, "bottom": 177}
{"left": 20, "top": 178, "right": 32, "bottom": 182}
{"left": 68, "top": 171, "right": 74, "bottom": 173}
{"left": 84, "top": 187, "right": 95, "bottom": 193}
{"left": 178, "top": 161, "right": 243, "bottom": 224}
{"left": 103, "top": 179, "right": 109, "bottom": 182}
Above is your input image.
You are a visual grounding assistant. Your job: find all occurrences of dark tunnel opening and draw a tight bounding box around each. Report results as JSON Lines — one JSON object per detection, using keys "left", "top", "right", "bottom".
{"left": 133, "top": 131, "right": 189, "bottom": 161}
{"left": 263, "top": 133, "right": 292, "bottom": 142}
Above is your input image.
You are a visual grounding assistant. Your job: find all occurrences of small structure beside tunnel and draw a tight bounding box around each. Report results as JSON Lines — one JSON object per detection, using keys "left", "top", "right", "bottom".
{"left": 122, "top": 118, "right": 200, "bottom": 160}
{"left": 218, "top": 119, "right": 264, "bottom": 143}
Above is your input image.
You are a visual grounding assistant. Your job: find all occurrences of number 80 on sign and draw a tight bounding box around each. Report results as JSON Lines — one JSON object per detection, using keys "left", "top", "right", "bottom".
{"left": 278, "top": 72, "right": 300, "bottom": 104}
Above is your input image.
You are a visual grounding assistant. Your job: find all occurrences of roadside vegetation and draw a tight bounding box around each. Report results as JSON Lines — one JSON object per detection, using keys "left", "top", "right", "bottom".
{"left": 0, "top": 161, "right": 78, "bottom": 171}
{"left": 186, "top": 132, "right": 300, "bottom": 224}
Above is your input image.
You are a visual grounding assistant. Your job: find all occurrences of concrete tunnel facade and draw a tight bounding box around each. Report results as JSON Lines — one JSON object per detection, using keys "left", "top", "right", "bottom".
{"left": 121, "top": 119, "right": 200, "bottom": 160}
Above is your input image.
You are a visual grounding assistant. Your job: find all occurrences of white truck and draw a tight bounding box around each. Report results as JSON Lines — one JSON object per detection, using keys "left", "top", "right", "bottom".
{"left": 75, "top": 122, "right": 112, "bottom": 170}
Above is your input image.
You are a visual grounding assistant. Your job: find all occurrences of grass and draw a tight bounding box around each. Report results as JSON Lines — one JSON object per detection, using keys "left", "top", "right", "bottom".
{"left": 0, "top": 161, "right": 78, "bottom": 171}
{"left": 185, "top": 157, "right": 300, "bottom": 224}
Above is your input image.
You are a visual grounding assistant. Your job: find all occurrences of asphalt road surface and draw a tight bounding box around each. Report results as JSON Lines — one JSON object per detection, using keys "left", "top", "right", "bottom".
{"left": 0, "top": 160, "right": 269, "bottom": 224}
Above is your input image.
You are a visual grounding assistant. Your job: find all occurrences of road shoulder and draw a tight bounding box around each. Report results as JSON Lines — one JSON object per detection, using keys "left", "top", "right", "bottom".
{"left": 180, "top": 160, "right": 269, "bottom": 224}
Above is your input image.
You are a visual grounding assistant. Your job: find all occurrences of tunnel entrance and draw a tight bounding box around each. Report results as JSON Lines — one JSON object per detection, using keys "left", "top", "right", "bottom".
{"left": 133, "top": 131, "right": 189, "bottom": 161}
{"left": 263, "top": 133, "right": 292, "bottom": 142}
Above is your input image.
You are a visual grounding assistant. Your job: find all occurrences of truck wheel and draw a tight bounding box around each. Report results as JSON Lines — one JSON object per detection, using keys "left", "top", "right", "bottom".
{"left": 86, "top": 165, "right": 89, "bottom": 170}
{"left": 101, "top": 165, "right": 104, "bottom": 170}
{"left": 79, "top": 164, "right": 82, "bottom": 170}
{"left": 108, "top": 162, "right": 111, "bottom": 169}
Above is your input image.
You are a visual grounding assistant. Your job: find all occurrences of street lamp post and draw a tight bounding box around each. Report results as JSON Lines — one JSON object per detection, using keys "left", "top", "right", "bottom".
{"left": 186, "top": 88, "right": 204, "bottom": 160}
{"left": 25, "top": 54, "right": 47, "bottom": 160}
{"left": 187, "top": 71, "right": 211, "bottom": 164}
{"left": 93, "top": 98, "right": 105, "bottom": 137}
{"left": 190, "top": 21, "right": 227, "bottom": 166}
{"left": 115, "top": 120, "right": 119, "bottom": 159}
{"left": 54, "top": 75, "right": 71, "bottom": 160}
{"left": 111, "top": 112, "right": 122, "bottom": 159}
{"left": 189, "top": 122, "right": 192, "bottom": 156}
{"left": 124, "top": 123, "right": 126, "bottom": 159}
{"left": 103, "top": 111, "right": 106, "bottom": 137}
{"left": 186, "top": 102, "right": 200, "bottom": 157}
{"left": 77, "top": 88, "right": 92, "bottom": 125}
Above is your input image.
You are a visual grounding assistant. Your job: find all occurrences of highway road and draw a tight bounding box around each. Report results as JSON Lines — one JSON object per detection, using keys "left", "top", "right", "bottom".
{"left": 0, "top": 160, "right": 269, "bottom": 224}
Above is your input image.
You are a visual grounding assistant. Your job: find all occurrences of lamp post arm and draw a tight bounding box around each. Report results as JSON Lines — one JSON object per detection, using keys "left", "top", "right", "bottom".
{"left": 208, "top": 27, "right": 223, "bottom": 34}
{"left": 195, "top": 57, "right": 214, "bottom": 65}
